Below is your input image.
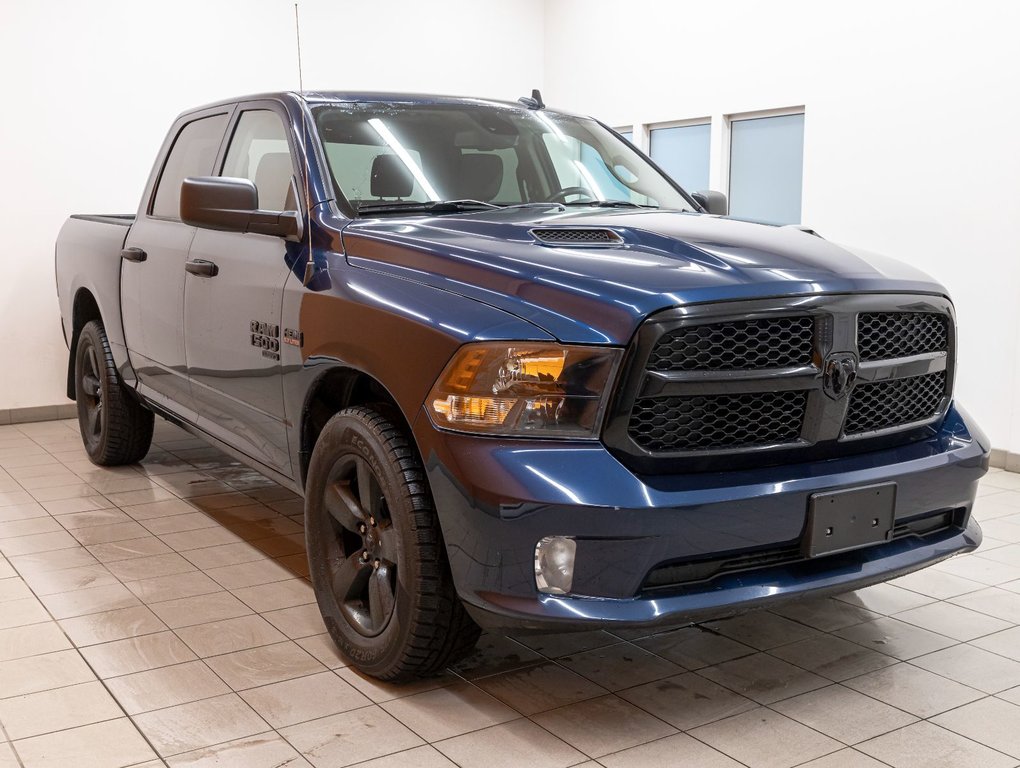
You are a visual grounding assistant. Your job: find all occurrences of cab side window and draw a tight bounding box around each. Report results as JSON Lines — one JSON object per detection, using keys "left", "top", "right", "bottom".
{"left": 151, "top": 114, "right": 229, "bottom": 219}
{"left": 221, "top": 110, "right": 296, "bottom": 211}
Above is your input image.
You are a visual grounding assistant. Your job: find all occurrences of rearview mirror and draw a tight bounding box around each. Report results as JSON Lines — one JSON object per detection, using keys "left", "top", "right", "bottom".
{"left": 180, "top": 176, "right": 302, "bottom": 240}
{"left": 692, "top": 190, "right": 728, "bottom": 216}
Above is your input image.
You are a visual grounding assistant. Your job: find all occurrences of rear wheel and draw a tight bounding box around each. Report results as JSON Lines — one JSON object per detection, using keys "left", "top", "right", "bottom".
{"left": 305, "top": 406, "right": 479, "bottom": 680}
{"left": 74, "top": 320, "right": 153, "bottom": 465}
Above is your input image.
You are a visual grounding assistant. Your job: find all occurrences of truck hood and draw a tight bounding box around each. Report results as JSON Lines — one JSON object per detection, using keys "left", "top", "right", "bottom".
{"left": 340, "top": 207, "right": 947, "bottom": 345}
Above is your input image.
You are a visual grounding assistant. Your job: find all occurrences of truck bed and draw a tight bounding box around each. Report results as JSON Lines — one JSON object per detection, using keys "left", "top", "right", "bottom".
{"left": 55, "top": 214, "right": 138, "bottom": 397}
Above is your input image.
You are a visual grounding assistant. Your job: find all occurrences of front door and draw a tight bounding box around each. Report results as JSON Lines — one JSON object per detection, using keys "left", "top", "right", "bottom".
{"left": 122, "top": 110, "right": 231, "bottom": 422}
{"left": 183, "top": 106, "right": 299, "bottom": 474}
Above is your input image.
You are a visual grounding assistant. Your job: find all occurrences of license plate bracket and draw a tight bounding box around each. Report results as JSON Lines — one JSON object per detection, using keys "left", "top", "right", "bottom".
{"left": 802, "top": 483, "right": 896, "bottom": 558}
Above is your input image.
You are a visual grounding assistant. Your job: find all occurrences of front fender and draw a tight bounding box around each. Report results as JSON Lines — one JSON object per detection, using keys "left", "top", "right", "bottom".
{"left": 280, "top": 255, "right": 553, "bottom": 477}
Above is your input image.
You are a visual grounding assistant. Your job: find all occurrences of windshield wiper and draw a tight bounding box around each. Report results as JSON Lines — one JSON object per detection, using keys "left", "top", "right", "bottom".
{"left": 356, "top": 199, "right": 500, "bottom": 215}
{"left": 562, "top": 200, "right": 659, "bottom": 209}
{"left": 500, "top": 202, "right": 567, "bottom": 211}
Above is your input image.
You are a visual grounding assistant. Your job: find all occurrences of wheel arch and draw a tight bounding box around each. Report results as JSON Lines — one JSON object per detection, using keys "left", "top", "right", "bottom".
{"left": 299, "top": 364, "right": 412, "bottom": 488}
{"left": 67, "top": 288, "right": 103, "bottom": 399}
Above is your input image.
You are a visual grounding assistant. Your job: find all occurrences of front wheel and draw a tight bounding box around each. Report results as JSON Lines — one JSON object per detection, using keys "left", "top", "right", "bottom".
{"left": 74, "top": 320, "right": 153, "bottom": 466}
{"left": 305, "top": 406, "right": 479, "bottom": 680}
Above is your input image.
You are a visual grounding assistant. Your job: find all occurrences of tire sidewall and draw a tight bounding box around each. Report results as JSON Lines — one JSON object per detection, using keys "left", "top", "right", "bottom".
{"left": 305, "top": 410, "right": 422, "bottom": 676}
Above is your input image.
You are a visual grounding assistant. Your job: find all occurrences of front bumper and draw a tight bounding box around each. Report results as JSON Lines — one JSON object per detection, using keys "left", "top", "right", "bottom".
{"left": 414, "top": 403, "right": 989, "bottom": 633}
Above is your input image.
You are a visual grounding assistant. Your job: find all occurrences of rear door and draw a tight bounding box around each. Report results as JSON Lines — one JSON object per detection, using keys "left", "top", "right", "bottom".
{"left": 182, "top": 103, "right": 299, "bottom": 474}
{"left": 122, "top": 108, "right": 231, "bottom": 421}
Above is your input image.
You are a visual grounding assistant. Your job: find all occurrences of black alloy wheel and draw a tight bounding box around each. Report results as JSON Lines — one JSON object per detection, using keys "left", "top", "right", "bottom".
{"left": 305, "top": 406, "right": 479, "bottom": 680}
{"left": 323, "top": 453, "right": 400, "bottom": 636}
{"left": 78, "top": 339, "right": 104, "bottom": 451}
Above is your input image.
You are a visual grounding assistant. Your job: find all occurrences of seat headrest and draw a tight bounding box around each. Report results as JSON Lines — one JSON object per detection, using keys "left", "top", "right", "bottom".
{"left": 253, "top": 152, "right": 294, "bottom": 211}
{"left": 371, "top": 154, "right": 414, "bottom": 198}
{"left": 460, "top": 153, "right": 503, "bottom": 202}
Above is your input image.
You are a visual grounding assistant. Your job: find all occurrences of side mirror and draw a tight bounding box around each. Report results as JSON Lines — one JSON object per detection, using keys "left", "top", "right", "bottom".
{"left": 180, "top": 176, "right": 302, "bottom": 240}
{"left": 692, "top": 190, "right": 728, "bottom": 216}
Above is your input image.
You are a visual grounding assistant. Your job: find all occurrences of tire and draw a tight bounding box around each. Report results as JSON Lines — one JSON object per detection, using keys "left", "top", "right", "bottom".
{"left": 74, "top": 320, "right": 154, "bottom": 466}
{"left": 305, "top": 406, "right": 479, "bottom": 680}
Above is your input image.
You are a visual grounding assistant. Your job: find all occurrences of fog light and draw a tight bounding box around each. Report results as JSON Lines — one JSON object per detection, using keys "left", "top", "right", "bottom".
{"left": 535, "top": 536, "right": 577, "bottom": 595}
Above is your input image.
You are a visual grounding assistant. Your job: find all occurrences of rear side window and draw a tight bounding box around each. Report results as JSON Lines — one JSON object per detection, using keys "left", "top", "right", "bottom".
{"left": 221, "top": 110, "right": 295, "bottom": 211}
{"left": 151, "top": 114, "right": 229, "bottom": 219}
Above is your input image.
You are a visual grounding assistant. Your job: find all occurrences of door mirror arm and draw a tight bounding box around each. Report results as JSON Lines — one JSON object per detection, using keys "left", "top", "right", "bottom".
{"left": 247, "top": 210, "right": 303, "bottom": 241}
{"left": 692, "top": 190, "right": 729, "bottom": 216}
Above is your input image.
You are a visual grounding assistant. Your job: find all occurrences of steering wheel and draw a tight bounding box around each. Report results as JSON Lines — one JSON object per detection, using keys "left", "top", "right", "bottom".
{"left": 547, "top": 186, "right": 595, "bottom": 204}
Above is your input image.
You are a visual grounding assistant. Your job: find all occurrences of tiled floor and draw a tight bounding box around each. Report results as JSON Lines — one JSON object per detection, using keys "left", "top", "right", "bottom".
{"left": 2, "top": 419, "right": 1020, "bottom": 768}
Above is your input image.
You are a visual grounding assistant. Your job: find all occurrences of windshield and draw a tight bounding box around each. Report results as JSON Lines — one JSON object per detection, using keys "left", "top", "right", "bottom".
{"left": 312, "top": 102, "right": 696, "bottom": 215}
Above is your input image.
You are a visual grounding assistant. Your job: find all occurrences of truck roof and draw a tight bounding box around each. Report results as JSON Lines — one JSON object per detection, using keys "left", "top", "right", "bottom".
{"left": 182, "top": 91, "right": 582, "bottom": 118}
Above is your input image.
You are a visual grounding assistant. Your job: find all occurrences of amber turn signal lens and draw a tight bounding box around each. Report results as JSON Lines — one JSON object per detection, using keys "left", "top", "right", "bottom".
{"left": 427, "top": 342, "right": 622, "bottom": 438}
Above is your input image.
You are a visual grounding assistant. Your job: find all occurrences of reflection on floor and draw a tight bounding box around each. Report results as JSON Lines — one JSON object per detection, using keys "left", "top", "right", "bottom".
{"left": 2, "top": 418, "right": 1020, "bottom": 767}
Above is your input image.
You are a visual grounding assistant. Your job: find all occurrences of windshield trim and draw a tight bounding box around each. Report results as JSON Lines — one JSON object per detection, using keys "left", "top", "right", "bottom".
{"left": 595, "top": 119, "right": 705, "bottom": 214}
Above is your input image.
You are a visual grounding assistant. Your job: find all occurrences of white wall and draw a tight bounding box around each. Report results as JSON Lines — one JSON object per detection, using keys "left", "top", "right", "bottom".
{"left": 0, "top": 0, "right": 544, "bottom": 410}
{"left": 545, "top": 0, "right": 1020, "bottom": 452}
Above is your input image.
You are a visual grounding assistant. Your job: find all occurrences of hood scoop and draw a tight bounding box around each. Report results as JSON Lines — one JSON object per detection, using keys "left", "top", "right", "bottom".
{"left": 530, "top": 227, "right": 624, "bottom": 246}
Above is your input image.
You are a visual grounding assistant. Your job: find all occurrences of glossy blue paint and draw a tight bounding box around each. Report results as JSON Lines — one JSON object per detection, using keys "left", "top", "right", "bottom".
{"left": 342, "top": 208, "right": 947, "bottom": 346}
{"left": 415, "top": 403, "right": 987, "bottom": 631}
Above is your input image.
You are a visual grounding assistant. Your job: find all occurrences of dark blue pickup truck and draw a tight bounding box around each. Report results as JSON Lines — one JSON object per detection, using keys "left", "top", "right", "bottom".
{"left": 55, "top": 91, "right": 989, "bottom": 680}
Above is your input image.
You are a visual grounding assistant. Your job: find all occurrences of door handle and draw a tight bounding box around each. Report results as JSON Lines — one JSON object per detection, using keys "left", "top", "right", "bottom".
{"left": 185, "top": 259, "right": 219, "bottom": 278}
{"left": 120, "top": 247, "right": 147, "bottom": 263}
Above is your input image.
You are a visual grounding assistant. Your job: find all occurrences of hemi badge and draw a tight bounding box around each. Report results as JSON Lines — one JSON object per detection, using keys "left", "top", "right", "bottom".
{"left": 283, "top": 328, "right": 303, "bottom": 347}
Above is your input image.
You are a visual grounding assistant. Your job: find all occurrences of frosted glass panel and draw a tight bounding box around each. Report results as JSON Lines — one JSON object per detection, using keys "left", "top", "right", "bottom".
{"left": 729, "top": 113, "right": 804, "bottom": 224}
{"left": 649, "top": 123, "right": 710, "bottom": 192}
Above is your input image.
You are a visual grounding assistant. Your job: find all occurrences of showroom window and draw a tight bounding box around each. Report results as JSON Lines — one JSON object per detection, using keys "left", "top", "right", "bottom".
{"left": 728, "top": 112, "right": 805, "bottom": 224}
{"left": 222, "top": 110, "right": 296, "bottom": 212}
{"left": 541, "top": 134, "right": 639, "bottom": 203}
{"left": 150, "top": 113, "right": 229, "bottom": 219}
{"left": 649, "top": 123, "right": 710, "bottom": 193}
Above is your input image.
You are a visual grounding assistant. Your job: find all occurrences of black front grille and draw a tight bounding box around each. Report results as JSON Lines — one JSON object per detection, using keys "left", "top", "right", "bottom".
{"left": 531, "top": 228, "right": 622, "bottom": 244}
{"left": 605, "top": 295, "right": 956, "bottom": 472}
{"left": 628, "top": 390, "right": 807, "bottom": 451}
{"left": 844, "top": 371, "right": 947, "bottom": 435}
{"left": 648, "top": 316, "right": 814, "bottom": 372}
{"left": 858, "top": 312, "right": 948, "bottom": 361}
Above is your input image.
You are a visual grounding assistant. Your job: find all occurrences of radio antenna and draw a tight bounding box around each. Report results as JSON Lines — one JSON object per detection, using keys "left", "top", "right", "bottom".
{"left": 294, "top": 2, "right": 316, "bottom": 286}
{"left": 294, "top": 3, "right": 305, "bottom": 93}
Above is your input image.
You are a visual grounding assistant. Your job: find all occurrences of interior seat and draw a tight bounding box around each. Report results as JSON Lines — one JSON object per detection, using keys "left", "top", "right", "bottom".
{"left": 370, "top": 154, "right": 414, "bottom": 199}
{"left": 253, "top": 152, "right": 296, "bottom": 211}
{"left": 458, "top": 153, "right": 503, "bottom": 202}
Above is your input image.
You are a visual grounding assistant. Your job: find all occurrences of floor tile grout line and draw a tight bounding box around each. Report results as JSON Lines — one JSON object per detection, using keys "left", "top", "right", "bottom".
{"left": 2, "top": 539, "right": 168, "bottom": 764}
{"left": 2, "top": 437, "right": 304, "bottom": 765}
{"left": 595, "top": 726, "right": 755, "bottom": 768}
{"left": 752, "top": 661, "right": 1020, "bottom": 765}
{"left": 820, "top": 641, "right": 1020, "bottom": 707}
{"left": 0, "top": 719, "right": 28, "bottom": 768}
{"left": 393, "top": 577, "right": 1020, "bottom": 763}
{"left": 9, "top": 419, "right": 1020, "bottom": 766}
{"left": 552, "top": 628, "right": 921, "bottom": 760}
{"left": 474, "top": 651, "right": 686, "bottom": 761}
{"left": 751, "top": 627, "right": 1020, "bottom": 727}
{"left": 7, "top": 562, "right": 975, "bottom": 766}
{"left": 786, "top": 746, "right": 898, "bottom": 768}
{"left": 268, "top": 700, "right": 434, "bottom": 767}
{"left": 827, "top": 715, "right": 1020, "bottom": 767}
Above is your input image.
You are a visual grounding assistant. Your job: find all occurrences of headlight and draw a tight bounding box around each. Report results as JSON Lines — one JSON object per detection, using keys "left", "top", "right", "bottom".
{"left": 427, "top": 342, "right": 622, "bottom": 438}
